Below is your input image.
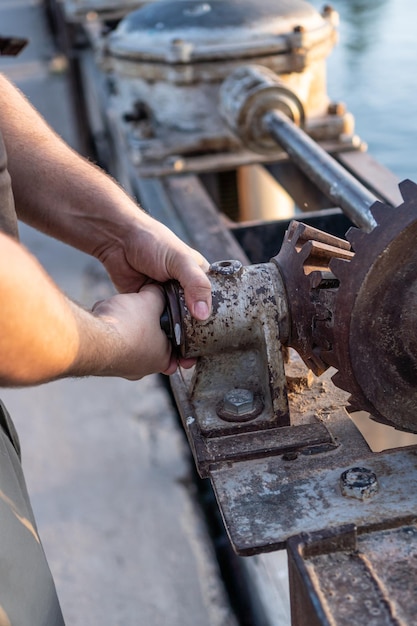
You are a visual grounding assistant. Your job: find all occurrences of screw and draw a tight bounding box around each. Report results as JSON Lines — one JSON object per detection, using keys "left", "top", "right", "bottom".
{"left": 340, "top": 467, "right": 379, "bottom": 500}
{"left": 328, "top": 101, "right": 346, "bottom": 116}
{"left": 223, "top": 389, "right": 254, "bottom": 417}
{"left": 169, "top": 38, "right": 193, "bottom": 62}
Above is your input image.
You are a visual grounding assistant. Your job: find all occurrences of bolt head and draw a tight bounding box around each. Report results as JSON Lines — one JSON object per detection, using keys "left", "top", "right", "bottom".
{"left": 223, "top": 389, "right": 254, "bottom": 416}
{"left": 328, "top": 101, "right": 346, "bottom": 116}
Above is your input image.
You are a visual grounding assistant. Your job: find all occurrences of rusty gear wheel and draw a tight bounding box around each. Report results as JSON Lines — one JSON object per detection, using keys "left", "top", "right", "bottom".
{"left": 275, "top": 180, "right": 417, "bottom": 432}
{"left": 273, "top": 221, "right": 354, "bottom": 375}
{"left": 327, "top": 180, "right": 417, "bottom": 432}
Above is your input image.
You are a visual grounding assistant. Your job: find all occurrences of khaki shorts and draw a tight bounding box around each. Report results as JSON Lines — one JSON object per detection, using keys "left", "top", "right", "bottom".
{"left": 0, "top": 401, "right": 64, "bottom": 626}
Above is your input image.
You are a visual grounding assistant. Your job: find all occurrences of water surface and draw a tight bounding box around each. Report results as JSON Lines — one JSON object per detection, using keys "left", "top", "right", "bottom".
{"left": 311, "top": 0, "right": 417, "bottom": 180}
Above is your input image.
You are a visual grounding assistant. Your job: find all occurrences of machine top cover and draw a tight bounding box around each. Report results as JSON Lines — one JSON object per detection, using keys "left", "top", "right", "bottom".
{"left": 108, "top": 0, "right": 334, "bottom": 63}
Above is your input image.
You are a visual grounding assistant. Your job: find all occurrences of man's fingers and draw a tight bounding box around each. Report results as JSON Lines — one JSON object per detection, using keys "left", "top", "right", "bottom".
{"left": 179, "top": 356, "right": 197, "bottom": 369}
{"left": 186, "top": 279, "right": 212, "bottom": 320}
{"left": 192, "top": 300, "right": 210, "bottom": 320}
{"left": 162, "top": 356, "right": 179, "bottom": 376}
{"left": 173, "top": 257, "right": 212, "bottom": 321}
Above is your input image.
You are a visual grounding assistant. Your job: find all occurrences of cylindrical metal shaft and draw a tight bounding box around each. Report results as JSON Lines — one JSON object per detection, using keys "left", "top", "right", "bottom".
{"left": 264, "top": 109, "right": 377, "bottom": 231}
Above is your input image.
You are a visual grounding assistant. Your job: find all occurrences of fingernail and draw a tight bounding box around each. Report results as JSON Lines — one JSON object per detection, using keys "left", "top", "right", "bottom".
{"left": 194, "top": 300, "right": 209, "bottom": 320}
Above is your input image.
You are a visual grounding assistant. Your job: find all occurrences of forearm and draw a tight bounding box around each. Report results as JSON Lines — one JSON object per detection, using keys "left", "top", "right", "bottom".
{"left": 0, "top": 233, "right": 170, "bottom": 386}
{"left": 0, "top": 73, "right": 212, "bottom": 318}
{"left": 0, "top": 73, "right": 143, "bottom": 254}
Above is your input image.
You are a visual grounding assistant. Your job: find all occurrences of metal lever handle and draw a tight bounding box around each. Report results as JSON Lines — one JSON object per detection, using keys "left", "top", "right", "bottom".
{"left": 159, "top": 281, "right": 184, "bottom": 356}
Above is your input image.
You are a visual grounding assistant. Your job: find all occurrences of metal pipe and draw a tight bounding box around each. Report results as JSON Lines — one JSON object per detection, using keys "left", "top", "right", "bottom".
{"left": 264, "top": 109, "right": 377, "bottom": 231}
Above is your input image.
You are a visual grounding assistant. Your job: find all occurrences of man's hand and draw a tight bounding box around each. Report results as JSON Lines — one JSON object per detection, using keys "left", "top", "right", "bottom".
{"left": 94, "top": 213, "right": 212, "bottom": 321}
{"left": 0, "top": 233, "right": 195, "bottom": 386}
{"left": 91, "top": 285, "right": 193, "bottom": 378}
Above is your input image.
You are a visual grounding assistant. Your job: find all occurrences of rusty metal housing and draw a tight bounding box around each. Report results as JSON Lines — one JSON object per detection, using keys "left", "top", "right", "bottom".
{"left": 102, "top": 0, "right": 355, "bottom": 175}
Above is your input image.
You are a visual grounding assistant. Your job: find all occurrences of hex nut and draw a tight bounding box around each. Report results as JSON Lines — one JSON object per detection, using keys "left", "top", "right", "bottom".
{"left": 340, "top": 467, "right": 379, "bottom": 501}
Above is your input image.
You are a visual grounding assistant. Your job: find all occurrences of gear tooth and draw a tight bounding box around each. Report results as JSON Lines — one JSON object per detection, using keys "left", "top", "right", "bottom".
{"left": 399, "top": 179, "right": 417, "bottom": 202}
{"left": 331, "top": 371, "right": 351, "bottom": 393}
{"left": 309, "top": 269, "right": 324, "bottom": 289}
{"left": 283, "top": 220, "right": 299, "bottom": 244}
{"left": 329, "top": 257, "right": 350, "bottom": 281}
{"left": 298, "top": 240, "right": 314, "bottom": 264}
{"left": 304, "top": 353, "right": 328, "bottom": 377}
{"left": 345, "top": 227, "right": 365, "bottom": 250}
{"left": 370, "top": 200, "right": 392, "bottom": 224}
{"left": 346, "top": 396, "right": 363, "bottom": 413}
{"left": 319, "top": 349, "right": 338, "bottom": 368}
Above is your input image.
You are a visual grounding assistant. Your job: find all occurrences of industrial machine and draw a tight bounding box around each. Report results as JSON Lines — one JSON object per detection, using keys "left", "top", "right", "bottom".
{"left": 46, "top": 0, "right": 417, "bottom": 623}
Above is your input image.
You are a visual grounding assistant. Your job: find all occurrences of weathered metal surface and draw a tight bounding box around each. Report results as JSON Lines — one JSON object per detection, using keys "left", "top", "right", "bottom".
{"left": 327, "top": 181, "right": 417, "bottom": 432}
{"left": 140, "top": 169, "right": 417, "bottom": 560}
{"left": 219, "top": 65, "right": 357, "bottom": 156}
{"left": 210, "top": 409, "right": 417, "bottom": 555}
{"left": 220, "top": 65, "right": 306, "bottom": 154}
{"left": 288, "top": 520, "right": 417, "bottom": 626}
{"left": 136, "top": 160, "right": 417, "bottom": 581}
{"left": 264, "top": 110, "right": 376, "bottom": 230}
{"left": 265, "top": 150, "right": 397, "bottom": 220}
{"left": 107, "top": 0, "right": 336, "bottom": 65}
{"left": 266, "top": 179, "right": 417, "bottom": 433}
{"left": 125, "top": 140, "right": 362, "bottom": 178}
{"left": 273, "top": 220, "right": 353, "bottom": 375}
{"left": 102, "top": 0, "right": 351, "bottom": 173}
{"left": 171, "top": 369, "right": 337, "bottom": 478}
{"left": 164, "top": 261, "right": 291, "bottom": 449}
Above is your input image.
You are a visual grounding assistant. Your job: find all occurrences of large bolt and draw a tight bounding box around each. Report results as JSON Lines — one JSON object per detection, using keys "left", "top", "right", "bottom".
{"left": 223, "top": 389, "right": 254, "bottom": 417}
{"left": 340, "top": 467, "right": 379, "bottom": 501}
{"left": 218, "top": 388, "right": 264, "bottom": 423}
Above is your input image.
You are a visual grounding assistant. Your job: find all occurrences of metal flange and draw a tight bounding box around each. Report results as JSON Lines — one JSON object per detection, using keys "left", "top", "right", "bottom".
{"left": 219, "top": 65, "right": 305, "bottom": 153}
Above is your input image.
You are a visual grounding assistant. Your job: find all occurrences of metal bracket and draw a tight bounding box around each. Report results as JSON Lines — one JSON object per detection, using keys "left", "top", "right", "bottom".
{"left": 171, "top": 368, "right": 337, "bottom": 479}
{"left": 164, "top": 258, "right": 295, "bottom": 477}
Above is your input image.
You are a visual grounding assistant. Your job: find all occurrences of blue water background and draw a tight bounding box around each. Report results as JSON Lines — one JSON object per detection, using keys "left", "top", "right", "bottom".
{"left": 310, "top": 0, "right": 417, "bottom": 181}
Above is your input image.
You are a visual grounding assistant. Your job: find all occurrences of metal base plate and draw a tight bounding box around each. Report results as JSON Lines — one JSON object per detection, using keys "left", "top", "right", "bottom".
{"left": 208, "top": 371, "right": 417, "bottom": 555}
